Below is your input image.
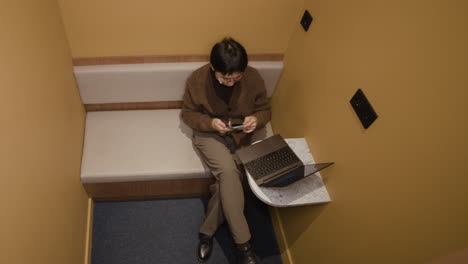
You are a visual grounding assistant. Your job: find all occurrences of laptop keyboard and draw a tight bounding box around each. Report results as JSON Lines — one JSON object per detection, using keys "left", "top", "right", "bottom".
{"left": 244, "top": 146, "right": 301, "bottom": 180}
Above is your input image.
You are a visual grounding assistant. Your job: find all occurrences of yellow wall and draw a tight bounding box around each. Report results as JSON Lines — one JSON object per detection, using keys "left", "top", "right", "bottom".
{"left": 0, "top": 1, "right": 88, "bottom": 263}
{"left": 272, "top": 0, "right": 468, "bottom": 263}
{"left": 57, "top": 0, "right": 303, "bottom": 58}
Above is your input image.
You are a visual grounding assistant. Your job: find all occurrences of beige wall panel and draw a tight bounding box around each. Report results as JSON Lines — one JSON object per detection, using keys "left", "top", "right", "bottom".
{"left": 58, "top": 0, "right": 303, "bottom": 58}
{"left": 272, "top": 0, "right": 468, "bottom": 263}
{"left": 0, "top": 1, "right": 88, "bottom": 263}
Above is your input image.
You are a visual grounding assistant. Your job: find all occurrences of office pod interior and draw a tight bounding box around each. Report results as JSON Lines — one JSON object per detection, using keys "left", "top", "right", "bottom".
{"left": 2, "top": 1, "right": 467, "bottom": 264}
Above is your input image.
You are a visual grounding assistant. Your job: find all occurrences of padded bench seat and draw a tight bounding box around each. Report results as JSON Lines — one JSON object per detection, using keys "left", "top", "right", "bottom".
{"left": 82, "top": 109, "right": 206, "bottom": 183}
{"left": 81, "top": 109, "right": 273, "bottom": 199}
{"left": 74, "top": 59, "right": 282, "bottom": 199}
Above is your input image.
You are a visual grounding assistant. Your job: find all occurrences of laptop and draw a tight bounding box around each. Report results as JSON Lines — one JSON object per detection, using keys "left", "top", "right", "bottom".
{"left": 236, "top": 134, "right": 334, "bottom": 187}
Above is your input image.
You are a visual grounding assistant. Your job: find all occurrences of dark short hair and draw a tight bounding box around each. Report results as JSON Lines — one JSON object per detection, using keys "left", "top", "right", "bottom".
{"left": 210, "top": 38, "right": 248, "bottom": 74}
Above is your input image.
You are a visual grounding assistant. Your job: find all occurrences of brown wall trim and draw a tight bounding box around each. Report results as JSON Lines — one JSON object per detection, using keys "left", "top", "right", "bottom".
{"left": 84, "top": 98, "right": 271, "bottom": 111}
{"left": 84, "top": 177, "right": 213, "bottom": 200}
{"left": 85, "top": 101, "right": 183, "bottom": 111}
{"left": 73, "top": 54, "right": 283, "bottom": 66}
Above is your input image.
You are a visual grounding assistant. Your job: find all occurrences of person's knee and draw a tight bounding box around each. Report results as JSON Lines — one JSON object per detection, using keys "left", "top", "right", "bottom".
{"left": 218, "top": 165, "right": 242, "bottom": 183}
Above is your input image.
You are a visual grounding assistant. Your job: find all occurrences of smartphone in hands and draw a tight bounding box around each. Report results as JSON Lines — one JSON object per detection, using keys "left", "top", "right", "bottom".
{"left": 229, "top": 123, "right": 244, "bottom": 130}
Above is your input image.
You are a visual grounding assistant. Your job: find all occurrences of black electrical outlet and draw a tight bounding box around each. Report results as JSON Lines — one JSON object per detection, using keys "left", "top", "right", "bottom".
{"left": 300, "top": 10, "right": 313, "bottom": 32}
{"left": 350, "top": 89, "right": 378, "bottom": 129}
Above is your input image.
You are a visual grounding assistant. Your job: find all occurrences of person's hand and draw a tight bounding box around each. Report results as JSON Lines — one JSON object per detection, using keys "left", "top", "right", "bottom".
{"left": 211, "top": 118, "right": 232, "bottom": 134}
{"left": 242, "top": 116, "right": 257, "bottom": 133}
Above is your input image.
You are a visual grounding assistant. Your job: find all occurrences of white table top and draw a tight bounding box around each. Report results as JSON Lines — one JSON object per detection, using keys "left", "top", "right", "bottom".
{"left": 247, "top": 138, "right": 331, "bottom": 207}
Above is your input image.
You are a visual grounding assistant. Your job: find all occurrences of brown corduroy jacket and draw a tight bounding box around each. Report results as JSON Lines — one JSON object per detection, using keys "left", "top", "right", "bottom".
{"left": 181, "top": 64, "right": 272, "bottom": 147}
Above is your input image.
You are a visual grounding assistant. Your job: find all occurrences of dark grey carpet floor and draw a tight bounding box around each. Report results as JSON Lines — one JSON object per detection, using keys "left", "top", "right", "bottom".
{"left": 91, "top": 191, "right": 283, "bottom": 264}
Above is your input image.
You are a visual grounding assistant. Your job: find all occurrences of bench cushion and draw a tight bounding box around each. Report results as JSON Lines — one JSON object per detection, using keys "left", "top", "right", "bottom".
{"left": 74, "top": 61, "right": 283, "bottom": 104}
{"left": 81, "top": 109, "right": 273, "bottom": 183}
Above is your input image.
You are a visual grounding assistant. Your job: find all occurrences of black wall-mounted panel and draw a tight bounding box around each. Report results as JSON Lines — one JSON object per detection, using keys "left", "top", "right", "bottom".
{"left": 350, "top": 89, "right": 378, "bottom": 129}
{"left": 300, "top": 10, "right": 313, "bottom": 32}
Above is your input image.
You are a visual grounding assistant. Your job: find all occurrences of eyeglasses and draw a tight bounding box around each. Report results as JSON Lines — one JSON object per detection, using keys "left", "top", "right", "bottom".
{"left": 216, "top": 72, "right": 243, "bottom": 84}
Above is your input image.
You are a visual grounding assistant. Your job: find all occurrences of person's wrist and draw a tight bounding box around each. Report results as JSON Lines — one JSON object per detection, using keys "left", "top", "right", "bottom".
{"left": 211, "top": 118, "right": 218, "bottom": 130}
{"left": 212, "top": 118, "right": 226, "bottom": 132}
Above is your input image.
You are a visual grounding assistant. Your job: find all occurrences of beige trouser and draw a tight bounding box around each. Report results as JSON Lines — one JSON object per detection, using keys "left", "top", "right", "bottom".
{"left": 193, "top": 131, "right": 251, "bottom": 244}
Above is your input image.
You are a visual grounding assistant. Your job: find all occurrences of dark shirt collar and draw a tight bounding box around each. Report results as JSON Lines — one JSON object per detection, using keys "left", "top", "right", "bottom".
{"left": 210, "top": 69, "right": 235, "bottom": 105}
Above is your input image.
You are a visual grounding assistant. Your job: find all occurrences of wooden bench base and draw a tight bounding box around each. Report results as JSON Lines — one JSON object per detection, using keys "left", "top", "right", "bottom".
{"left": 84, "top": 178, "right": 214, "bottom": 200}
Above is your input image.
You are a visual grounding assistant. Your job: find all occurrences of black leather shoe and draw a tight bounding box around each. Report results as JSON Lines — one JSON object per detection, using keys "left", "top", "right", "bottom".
{"left": 197, "top": 234, "right": 213, "bottom": 263}
{"left": 237, "top": 242, "right": 258, "bottom": 264}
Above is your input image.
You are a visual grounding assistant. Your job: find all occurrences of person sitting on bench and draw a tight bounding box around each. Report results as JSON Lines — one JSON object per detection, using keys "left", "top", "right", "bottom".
{"left": 181, "top": 37, "right": 271, "bottom": 264}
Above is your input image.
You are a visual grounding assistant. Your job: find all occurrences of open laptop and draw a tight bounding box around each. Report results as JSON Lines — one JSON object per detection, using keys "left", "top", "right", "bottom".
{"left": 236, "top": 134, "right": 334, "bottom": 187}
